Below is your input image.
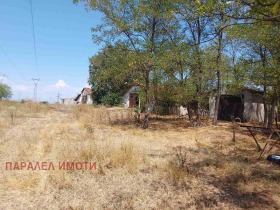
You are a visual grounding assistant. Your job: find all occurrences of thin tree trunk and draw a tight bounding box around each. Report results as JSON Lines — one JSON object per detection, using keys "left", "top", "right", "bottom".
{"left": 196, "top": 18, "right": 202, "bottom": 126}
{"left": 213, "top": 72, "right": 221, "bottom": 125}
{"left": 213, "top": 28, "right": 223, "bottom": 125}
{"left": 276, "top": 108, "right": 278, "bottom": 129}
{"left": 267, "top": 100, "right": 276, "bottom": 129}
{"left": 143, "top": 71, "right": 150, "bottom": 129}
{"left": 187, "top": 104, "right": 193, "bottom": 126}
{"left": 196, "top": 102, "right": 202, "bottom": 126}
{"left": 260, "top": 45, "right": 268, "bottom": 127}
{"left": 142, "top": 13, "right": 157, "bottom": 129}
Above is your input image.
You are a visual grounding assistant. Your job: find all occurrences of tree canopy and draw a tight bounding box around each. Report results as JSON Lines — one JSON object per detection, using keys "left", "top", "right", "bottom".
{"left": 75, "top": 0, "right": 280, "bottom": 128}
{"left": 0, "top": 83, "right": 12, "bottom": 100}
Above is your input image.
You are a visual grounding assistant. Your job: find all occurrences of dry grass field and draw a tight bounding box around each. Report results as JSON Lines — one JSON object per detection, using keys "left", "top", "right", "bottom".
{"left": 0, "top": 101, "right": 280, "bottom": 210}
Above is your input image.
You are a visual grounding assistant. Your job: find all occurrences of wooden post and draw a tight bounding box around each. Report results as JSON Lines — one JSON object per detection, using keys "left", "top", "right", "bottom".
{"left": 248, "top": 128, "right": 262, "bottom": 151}
{"left": 232, "top": 128, "right": 236, "bottom": 142}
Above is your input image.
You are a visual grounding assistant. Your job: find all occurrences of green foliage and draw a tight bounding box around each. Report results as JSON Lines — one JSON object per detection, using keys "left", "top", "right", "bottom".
{"left": 0, "top": 83, "right": 12, "bottom": 100}
{"left": 100, "top": 92, "right": 121, "bottom": 106}
{"left": 88, "top": 44, "right": 134, "bottom": 104}
{"left": 74, "top": 0, "right": 280, "bottom": 126}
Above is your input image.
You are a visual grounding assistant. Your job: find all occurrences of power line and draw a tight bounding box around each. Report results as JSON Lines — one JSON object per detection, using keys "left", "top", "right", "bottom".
{"left": 0, "top": 46, "right": 27, "bottom": 80}
{"left": 29, "top": 0, "right": 40, "bottom": 79}
{"left": 3, "top": 75, "right": 26, "bottom": 86}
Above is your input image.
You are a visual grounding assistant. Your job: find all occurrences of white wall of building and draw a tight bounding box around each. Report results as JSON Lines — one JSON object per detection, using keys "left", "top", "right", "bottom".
{"left": 80, "top": 89, "right": 93, "bottom": 105}
{"left": 61, "top": 98, "right": 75, "bottom": 105}
{"left": 209, "top": 90, "right": 265, "bottom": 122}
{"left": 243, "top": 91, "right": 264, "bottom": 122}
{"left": 179, "top": 106, "right": 188, "bottom": 116}
{"left": 209, "top": 94, "right": 216, "bottom": 119}
{"left": 122, "top": 86, "right": 139, "bottom": 108}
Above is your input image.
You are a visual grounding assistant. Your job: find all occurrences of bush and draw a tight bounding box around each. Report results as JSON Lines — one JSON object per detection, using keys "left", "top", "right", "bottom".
{"left": 7, "top": 106, "right": 17, "bottom": 124}
{"left": 0, "top": 84, "right": 12, "bottom": 99}
{"left": 100, "top": 93, "right": 121, "bottom": 106}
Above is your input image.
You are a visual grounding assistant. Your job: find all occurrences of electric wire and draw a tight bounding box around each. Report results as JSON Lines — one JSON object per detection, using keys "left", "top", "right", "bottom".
{"left": 29, "top": 0, "right": 40, "bottom": 79}
{"left": 0, "top": 46, "right": 28, "bottom": 80}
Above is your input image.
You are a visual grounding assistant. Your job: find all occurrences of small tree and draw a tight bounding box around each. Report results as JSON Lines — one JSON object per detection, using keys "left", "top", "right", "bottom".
{"left": 0, "top": 84, "right": 12, "bottom": 100}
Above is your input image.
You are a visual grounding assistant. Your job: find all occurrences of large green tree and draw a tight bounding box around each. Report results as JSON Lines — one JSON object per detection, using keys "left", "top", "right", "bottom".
{"left": 88, "top": 43, "right": 134, "bottom": 105}
{"left": 75, "top": 0, "right": 279, "bottom": 128}
{"left": 0, "top": 83, "right": 12, "bottom": 100}
{"left": 226, "top": 0, "right": 280, "bottom": 128}
{"left": 75, "top": 0, "right": 174, "bottom": 128}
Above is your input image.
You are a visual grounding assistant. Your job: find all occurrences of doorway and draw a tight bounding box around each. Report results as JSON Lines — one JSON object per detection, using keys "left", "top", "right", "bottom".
{"left": 129, "top": 93, "right": 139, "bottom": 108}
{"left": 218, "top": 95, "right": 244, "bottom": 121}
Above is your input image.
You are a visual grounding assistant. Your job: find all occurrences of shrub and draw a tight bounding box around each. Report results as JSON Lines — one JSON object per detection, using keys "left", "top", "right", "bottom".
{"left": 0, "top": 83, "right": 12, "bottom": 99}
{"left": 7, "top": 106, "right": 16, "bottom": 124}
{"left": 110, "top": 143, "right": 141, "bottom": 173}
{"left": 165, "top": 146, "right": 190, "bottom": 187}
{"left": 100, "top": 93, "right": 121, "bottom": 106}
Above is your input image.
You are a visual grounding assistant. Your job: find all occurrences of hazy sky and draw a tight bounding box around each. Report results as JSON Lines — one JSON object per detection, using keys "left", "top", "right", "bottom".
{"left": 0, "top": 0, "right": 102, "bottom": 102}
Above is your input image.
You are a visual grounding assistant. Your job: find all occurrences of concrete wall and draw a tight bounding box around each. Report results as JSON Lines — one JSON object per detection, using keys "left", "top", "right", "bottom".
{"left": 76, "top": 95, "right": 82, "bottom": 104}
{"left": 179, "top": 106, "right": 188, "bottom": 116}
{"left": 209, "top": 94, "right": 216, "bottom": 119}
{"left": 209, "top": 91, "right": 265, "bottom": 122}
{"left": 61, "top": 98, "right": 75, "bottom": 105}
{"left": 81, "top": 89, "right": 93, "bottom": 105}
{"left": 122, "top": 86, "right": 139, "bottom": 108}
{"left": 86, "top": 95, "right": 93, "bottom": 105}
{"left": 243, "top": 91, "right": 264, "bottom": 122}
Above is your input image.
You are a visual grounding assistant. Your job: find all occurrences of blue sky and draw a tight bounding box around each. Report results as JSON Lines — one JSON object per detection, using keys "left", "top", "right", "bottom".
{"left": 0, "top": 0, "right": 102, "bottom": 102}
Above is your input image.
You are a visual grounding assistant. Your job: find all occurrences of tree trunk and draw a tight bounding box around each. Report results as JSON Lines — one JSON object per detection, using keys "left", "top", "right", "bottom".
{"left": 187, "top": 104, "right": 193, "bottom": 126}
{"left": 143, "top": 13, "right": 157, "bottom": 129}
{"left": 213, "top": 29, "right": 223, "bottom": 125}
{"left": 196, "top": 102, "right": 202, "bottom": 126}
{"left": 196, "top": 18, "right": 202, "bottom": 126}
{"left": 213, "top": 74, "right": 221, "bottom": 125}
{"left": 276, "top": 108, "right": 278, "bottom": 129}
{"left": 143, "top": 71, "right": 150, "bottom": 129}
{"left": 259, "top": 45, "right": 268, "bottom": 127}
{"left": 267, "top": 100, "right": 276, "bottom": 129}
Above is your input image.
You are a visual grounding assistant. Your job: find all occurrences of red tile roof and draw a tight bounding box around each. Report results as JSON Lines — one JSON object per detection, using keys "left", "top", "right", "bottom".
{"left": 83, "top": 87, "right": 93, "bottom": 95}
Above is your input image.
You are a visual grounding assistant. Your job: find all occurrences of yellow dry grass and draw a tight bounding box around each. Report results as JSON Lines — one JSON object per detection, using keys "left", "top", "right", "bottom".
{"left": 0, "top": 101, "right": 280, "bottom": 209}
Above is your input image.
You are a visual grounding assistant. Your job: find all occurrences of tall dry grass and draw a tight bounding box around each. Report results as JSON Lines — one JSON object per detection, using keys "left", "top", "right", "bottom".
{"left": 1, "top": 101, "right": 280, "bottom": 209}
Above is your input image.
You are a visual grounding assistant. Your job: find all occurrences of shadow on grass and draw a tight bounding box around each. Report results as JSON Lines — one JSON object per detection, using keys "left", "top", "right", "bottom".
{"left": 107, "top": 114, "right": 213, "bottom": 131}
{"left": 107, "top": 115, "right": 190, "bottom": 131}
{"left": 186, "top": 141, "right": 280, "bottom": 209}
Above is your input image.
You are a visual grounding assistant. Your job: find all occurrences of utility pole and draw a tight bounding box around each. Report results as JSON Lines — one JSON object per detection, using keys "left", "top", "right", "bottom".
{"left": 57, "top": 91, "right": 61, "bottom": 104}
{"left": 32, "top": 78, "right": 40, "bottom": 102}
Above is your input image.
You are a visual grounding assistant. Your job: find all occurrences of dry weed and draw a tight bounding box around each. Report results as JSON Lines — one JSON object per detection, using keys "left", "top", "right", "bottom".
{"left": 164, "top": 146, "right": 190, "bottom": 187}
{"left": 1, "top": 101, "right": 280, "bottom": 209}
{"left": 6, "top": 106, "right": 17, "bottom": 124}
{"left": 218, "top": 162, "right": 252, "bottom": 184}
{"left": 109, "top": 143, "right": 142, "bottom": 173}
{"left": 79, "top": 118, "right": 95, "bottom": 135}
{"left": 46, "top": 170, "right": 73, "bottom": 190}
{"left": 2, "top": 172, "right": 40, "bottom": 190}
